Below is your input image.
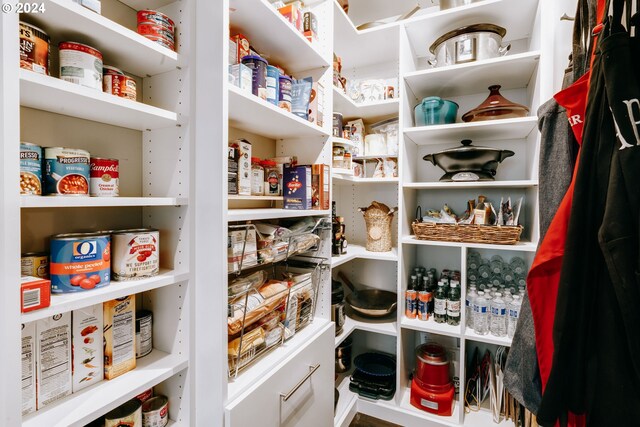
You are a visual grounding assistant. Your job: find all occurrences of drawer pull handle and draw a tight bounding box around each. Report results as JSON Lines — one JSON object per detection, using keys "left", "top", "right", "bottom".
{"left": 280, "top": 364, "right": 320, "bottom": 402}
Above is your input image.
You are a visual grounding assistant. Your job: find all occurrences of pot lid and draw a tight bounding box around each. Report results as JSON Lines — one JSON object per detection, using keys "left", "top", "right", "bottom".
{"left": 429, "top": 139, "right": 505, "bottom": 155}
{"left": 429, "top": 23, "right": 507, "bottom": 54}
{"left": 462, "top": 85, "right": 529, "bottom": 122}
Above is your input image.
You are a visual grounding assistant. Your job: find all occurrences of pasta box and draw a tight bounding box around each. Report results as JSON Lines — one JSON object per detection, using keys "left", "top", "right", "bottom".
{"left": 284, "top": 165, "right": 312, "bottom": 210}
{"left": 20, "top": 276, "right": 51, "bottom": 313}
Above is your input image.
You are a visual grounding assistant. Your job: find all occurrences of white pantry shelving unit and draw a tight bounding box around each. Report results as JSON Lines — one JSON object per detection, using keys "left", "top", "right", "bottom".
{"left": 2, "top": 0, "right": 195, "bottom": 425}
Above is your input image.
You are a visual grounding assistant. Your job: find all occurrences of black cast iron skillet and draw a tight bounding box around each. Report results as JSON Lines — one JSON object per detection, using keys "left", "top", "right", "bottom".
{"left": 338, "top": 272, "right": 397, "bottom": 318}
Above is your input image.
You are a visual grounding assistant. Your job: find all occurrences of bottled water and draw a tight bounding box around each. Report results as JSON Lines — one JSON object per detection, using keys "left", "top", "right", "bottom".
{"left": 490, "top": 292, "right": 507, "bottom": 337}
{"left": 466, "top": 285, "right": 478, "bottom": 329}
{"left": 473, "top": 291, "right": 489, "bottom": 335}
{"left": 503, "top": 288, "right": 513, "bottom": 305}
{"left": 508, "top": 295, "right": 522, "bottom": 338}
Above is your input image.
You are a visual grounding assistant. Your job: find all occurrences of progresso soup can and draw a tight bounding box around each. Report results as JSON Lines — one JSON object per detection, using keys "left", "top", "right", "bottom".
{"left": 19, "top": 21, "right": 50, "bottom": 75}
{"left": 20, "top": 142, "right": 42, "bottom": 195}
{"left": 59, "top": 41, "right": 103, "bottom": 91}
{"left": 50, "top": 233, "right": 111, "bottom": 293}
{"left": 44, "top": 147, "right": 90, "bottom": 196}
{"left": 112, "top": 229, "right": 159, "bottom": 280}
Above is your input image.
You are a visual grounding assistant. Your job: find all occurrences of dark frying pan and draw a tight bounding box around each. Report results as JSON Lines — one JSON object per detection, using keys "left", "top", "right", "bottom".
{"left": 338, "top": 272, "right": 397, "bottom": 318}
{"left": 353, "top": 353, "right": 396, "bottom": 378}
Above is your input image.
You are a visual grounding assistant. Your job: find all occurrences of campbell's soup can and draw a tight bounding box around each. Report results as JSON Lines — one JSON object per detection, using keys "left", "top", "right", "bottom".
{"left": 19, "top": 22, "right": 50, "bottom": 75}
{"left": 59, "top": 41, "right": 103, "bottom": 91}
{"left": 44, "top": 147, "right": 90, "bottom": 196}
{"left": 50, "top": 233, "right": 110, "bottom": 293}
{"left": 112, "top": 229, "right": 159, "bottom": 280}
{"left": 21, "top": 252, "right": 49, "bottom": 279}
{"left": 90, "top": 157, "right": 119, "bottom": 197}
{"left": 142, "top": 395, "right": 169, "bottom": 427}
{"left": 103, "top": 73, "right": 137, "bottom": 100}
{"left": 20, "top": 142, "right": 43, "bottom": 195}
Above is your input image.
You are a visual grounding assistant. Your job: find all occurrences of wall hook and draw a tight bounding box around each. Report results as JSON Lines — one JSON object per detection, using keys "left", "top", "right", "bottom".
{"left": 561, "top": 13, "right": 575, "bottom": 21}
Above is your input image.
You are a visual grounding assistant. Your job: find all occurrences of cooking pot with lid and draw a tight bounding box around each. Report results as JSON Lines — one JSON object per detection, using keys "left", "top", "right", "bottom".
{"left": 423, "top": 139, "right": 514, "bottom": 181}
{"left": 462, "top": 85, "right": 530, "bottom": 122}
{"left": 428, "top": 23, "right": 510, "bottom": 68}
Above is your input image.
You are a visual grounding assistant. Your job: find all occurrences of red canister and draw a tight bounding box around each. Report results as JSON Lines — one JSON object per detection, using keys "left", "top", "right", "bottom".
{"left": 90, "top": 157, "right": 119, "bottom": 197}
{"left": 137, "top": 10, "right": 175, "bottom": 31}
{"left": 414, "top": 342, "right": 450, "bottom": 388}
{"left": 137, "top": 9, "right": 175, "bottom": 51}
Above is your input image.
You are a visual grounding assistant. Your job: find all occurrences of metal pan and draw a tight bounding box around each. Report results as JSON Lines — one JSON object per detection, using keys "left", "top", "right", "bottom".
{"left": 338, "top": 272, "right": 397, "bottom": 317}
{"left": 353, "top": 352, "right": 396, "bottom": 378}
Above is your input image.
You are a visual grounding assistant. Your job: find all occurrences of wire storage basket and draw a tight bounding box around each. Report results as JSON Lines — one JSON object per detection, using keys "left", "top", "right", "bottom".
{"left": 359, "top": 201, "right": 397, "bottom": 252}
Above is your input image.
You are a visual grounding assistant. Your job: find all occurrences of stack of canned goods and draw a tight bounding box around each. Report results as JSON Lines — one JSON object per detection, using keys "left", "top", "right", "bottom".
{"left": 19, "top": 143, "right": 119, "bottom": 197}
{"left": 137, "top": 10, "right": 176, "bottom": 51}
{"left": 103, "top": 65, "right": 136, "bottom": 100}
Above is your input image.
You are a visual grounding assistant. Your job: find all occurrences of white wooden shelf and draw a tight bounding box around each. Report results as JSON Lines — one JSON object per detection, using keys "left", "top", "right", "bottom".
{"left": 20, "top": 71, "right": 177, "bottom": 131}
{"left": 403, "top": 0, "right": 539, "bottom": 60}
{"left": 403, "top": 180, "right": 538, "bottom": 189}
{"left": 331, "top": 244, "right": 398, "bottom": 268}
{"left": 117, "top": 0, "right": 176, "bottom": 10}
{"left": 404, "top": 51, "right": 541, "bottom": 98}
{"left": 332, "top": 0, "right": 399, "bottom": 70}
{"left": 333, "top": 175, "right": 399, "bottom": 184}
{"left": 333, "top": 87, "right": 399, "bottom": 122}
{"left": 334, "top": 371, "right": 358, "bottom": 427}
{"left": 20, "top": 196, "right": 188, "bottom": 208}
{"left": 228, "top": 195, "right": 283, "bottom": 201}
{"left": 229, "top": 0, "right": 329, "bottom": 73}
{"left": 332, "top": 137, "right": 357, "bottom": 148}
{"left": 394, "top": 387, "right": 460, "bottom": 427}
{"left": 465, "top": 329, "right": 512, "bottom": 347}
{"left": 228, "top": 208, "right": 331, "bottom": 222}
{"left": 22, "top": 350, "right": 188, "bottom": 427}
{"left": 335, "top": 314, "right": 398, "bottom": 347}
{"left": 26, "top": 0, "right": 178, "bottom": 77}
{"left": 402, "top": 235, "right": 538, "bottom": 252}
{"left": 228, "top": 84, "right": 329, "bottom": 139}
{"left": 401, "top": 317, "right": 462, "bottom": 338}
{"left": 21, "top": 270, "right": 189, "bottom": 323}
{"left": 463, "top": 409, "right": 514, "bottom": 426}
{"left": 404, "top": 117, "right": 538, "bottom": 146}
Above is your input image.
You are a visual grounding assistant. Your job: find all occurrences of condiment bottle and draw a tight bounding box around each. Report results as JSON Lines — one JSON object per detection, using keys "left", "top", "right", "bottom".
{"left": 261, "top": 160, "right": 279, "bottom": 195}
{"left": 251, "top": 157, "right": 264, "bottom": 196}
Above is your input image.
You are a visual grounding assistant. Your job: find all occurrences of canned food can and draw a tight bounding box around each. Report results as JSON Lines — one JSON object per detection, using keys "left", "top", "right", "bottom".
{"left": 90, "top": 158, "right": 119, "bottom": 197}
{"left": 405, "top": 289, "right": 417, "bottom": 319}
{"left": 278, "top": 75, "right": 292, "bottom": 112}
{"left": 142, "top": 35, "right": 175, "bottom": 51}
{"left": 59, "top": 41, "right": 103, "bottom": 91}
{"left": 21, "top": 252, "right": 49, "bottom": 279}
{"left": 19, "top": 22, "right": 50, "bottom": 75}
{"left": 20, "top": 142, "right": 42, "bottom": 195}
{"left": 137, "top": 23, "right": 175, "bottom": 42}
{"left": 103, "top": 73, "right": 137, "bottom": 100}
{"left": 105, "top": 398, "right": 142, "bottom": 427}
{"left": 103, "top": 65, "right": 124, "bottom": 76}
{"left": 50, "top": 233, "right": 110, "bottom": 293}
{"left": 44, "top": 147, "right": 90, "bottom": 196}
{"left": 112, "top": 229, "right": 160, "bottom": 280}
{"left": 137, "top": 10, "right": 175, "bottom": 31}
{"left": 142, "top": 395, "right": 169, "bottom": 427}
{"left": 266, "top": 65, "right": 280, "bottom": 105}
{"left": 135, "top": 388, "right": 154, "bottom": 403}
{"left": 136, "top": 310, "right": 153, "bottom": 358}
{"left": 418, "top": 291, "right": 432, "bottom": 321}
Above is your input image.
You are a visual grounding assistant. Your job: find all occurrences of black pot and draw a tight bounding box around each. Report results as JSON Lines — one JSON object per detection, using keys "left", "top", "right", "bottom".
{"left": 423, "top": 139, "right": 514, "bottom": 181}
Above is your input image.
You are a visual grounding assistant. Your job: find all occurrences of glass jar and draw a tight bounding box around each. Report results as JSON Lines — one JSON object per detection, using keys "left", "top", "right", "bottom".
{"left": 332, "top": 146, "right": 345, "bottom": 169}
{"left": 262, "top": 160, "right": 280, "bottom": 196}
{"left": 251, "top": 157, "right": 264, "bottom": 196}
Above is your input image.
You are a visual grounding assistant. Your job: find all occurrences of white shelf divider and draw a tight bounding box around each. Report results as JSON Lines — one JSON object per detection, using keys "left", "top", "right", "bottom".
{"left": 21, "top": 270, "right": 189, "bottom": 323}
{"left": 20, "top": 196, "right": 188, "bottom": 208}
{"left": 402, "top": 235, "right": 538, "bottom": 252}
{"left": 20, "top": 71, "right": 177, "bottom": 131}
{"left": 22, "top": 350, "right": 188, "bottom": 427}
{"left": 403, "top": 180, "right": 538, "bottom": 189}
{"left": 333, "top": 175, "right": 399, "bottom": 185}
{"left": 228, "top": 208, "right": 330, "bottom": 222}
{"left": 331, "top": 244, "right": 398, "bottom": 268}
{"left": 25, "top": 0, "right": 178, "bottom": 77}
{"left": 335, "top": 314, "right": 398, "bottom": 347}
{"left": 228, "top": 195, "right": 283, "bottom": 201}
{"left": 333, "top": 87, "right": 399, "bottom": 122}
{"left": 465, "top": 329, "right": 512, "bottom": 347}
{"left": 332, "top": 137, "right": 357, "bottom": 148}
{"left": 400, "top": 317, "right": 462, "bottom": 338}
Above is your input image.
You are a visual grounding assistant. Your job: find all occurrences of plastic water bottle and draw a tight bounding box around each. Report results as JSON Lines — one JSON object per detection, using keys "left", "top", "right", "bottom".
{"left": 490, "top": 292, "right": 507, "bottom": 337}
{"left": 434, "top": 283, "right": 447, "bottom": 324}
{"left": 503, "top": 288, "right": 513, "bottom": 305}
{"left": 466, "top": 285, "right": 478, "bottom": 329}
{"left": 508, "top": 295, "right": 522, "bottom": 338}
{"left": 473, "top": 291, "right": 488, "bottom": 335}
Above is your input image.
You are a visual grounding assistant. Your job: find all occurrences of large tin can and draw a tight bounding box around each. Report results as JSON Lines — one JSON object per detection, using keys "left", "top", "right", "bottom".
{"left": 103, "top": 72, "right": 136, "bottom": 100}
{"left": 50, "top": 233, "right": 111, "bottom": 293}
{"left": 90, "top": 157, "right": 119, "bottom": 196}
{"left": 137, "top": 10, "right": 175, "bottom": 30}
{"left": 59, "top": 41, "right": 103, "bottom": 91}
{"left": 21, "top": 252, "right": 49, "bottom": 279}
{"left": 142, "top": 395, "right": 169, "bottom": 427}
{"left": 20, "top": 142, "right": 42, "bottom": 195}
{"left": 135, "top": 309, "right": 153, "bottom": 358}
{"left": 19, "top": 21, "right": 50, "bottom": 75}
{"left": 112, "top": 229, "right": 160, "bottom": 280}
{"left": 137, "top": 10, "right": 176, "bottom": 51}
{"left": 105, "top": 398, "right": 142, "bottom": 427}
{"left": 44, "top": 147, "right": 90, "bottom": 196}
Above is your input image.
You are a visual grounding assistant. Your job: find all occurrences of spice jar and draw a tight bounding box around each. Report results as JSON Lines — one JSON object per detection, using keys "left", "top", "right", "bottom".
{"left": 262, "top": 160, "right": 280, "bottom": 196}
{"left": 333, "top": 146, "right": 345, "bottom": 169}
{"left": 251, "top": 157, "right": 264, "bottom": 196}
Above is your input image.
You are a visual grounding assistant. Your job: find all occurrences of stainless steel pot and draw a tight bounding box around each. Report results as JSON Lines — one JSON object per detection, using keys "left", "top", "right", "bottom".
{"left": 428, "top": 23, "right": 510, "bottom": 68}
{"left": 439, "top": 0, "right": 483, "bottom": 10}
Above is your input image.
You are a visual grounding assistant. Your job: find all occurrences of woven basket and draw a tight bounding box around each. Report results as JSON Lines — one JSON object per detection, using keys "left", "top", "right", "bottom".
{"left": 360, "top": 202, "right": 396, "bottom": 252}
{"left": 412, "top": 221, "right": 523, "bottom": 245}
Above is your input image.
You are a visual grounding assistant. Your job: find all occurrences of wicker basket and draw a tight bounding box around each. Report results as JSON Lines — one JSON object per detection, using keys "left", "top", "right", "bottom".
{"left": 360, "top": 202, "right": 396, "bottom": 252}
{"left": 412, "top": 221, "right": 523, "bottom": 245}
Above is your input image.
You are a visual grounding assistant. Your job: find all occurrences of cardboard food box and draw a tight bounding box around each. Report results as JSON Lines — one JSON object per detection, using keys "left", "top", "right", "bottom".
{"left": 228, "top": 228, "right": 258, "bottom": 271}
{"left": 228, "top": 144, "right": 239, "bottom": 195}
{"left": 36, "top": 313, "right": 72, "bottom": 409}
{"left": 303, "top": 11, "right": 318, "bottom": 43}
{"left": 72, "top": 304, "right": 104, "bottom": 392}
{"left": 284, "top": 165, "right": 312, "bottom": 210}
{"left": 231, "top": 34, "right": 250, "bottom": 63}
{"left": 308, "top": 81, "right": 324, "bottom": 127}
{"left": 278, "top": 2, "right": 303, "bottom": 32}
{"left": 229, "top": 38, "right": 238, "bottom": 65}
{"left": 272, "top": 156, "right": 298, "bottom": 196}
{"left": 20, "top": 275, "right": 51, "bottom": 313}
{"left": 237, "top": 139, "right": 252, "bottom": 196}
{"left": 312, "top": 164, "right": 330, "bottom": 210}
{"left": 104, "top": 295, "right": 136, "bottom": 380}
{"left": 229, "top": 63, "right": 252, "bottom": 94}
{"left": 21, "top": 322, "right": 36, "bottom": 416}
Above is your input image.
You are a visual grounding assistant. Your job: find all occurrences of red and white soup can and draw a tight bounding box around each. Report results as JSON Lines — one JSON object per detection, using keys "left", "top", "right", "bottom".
{"left": 90, "top": 157, "right": 119, "bottom": 197}
{"left": 112, "top": 229, "right": 160, "bottom": 280}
